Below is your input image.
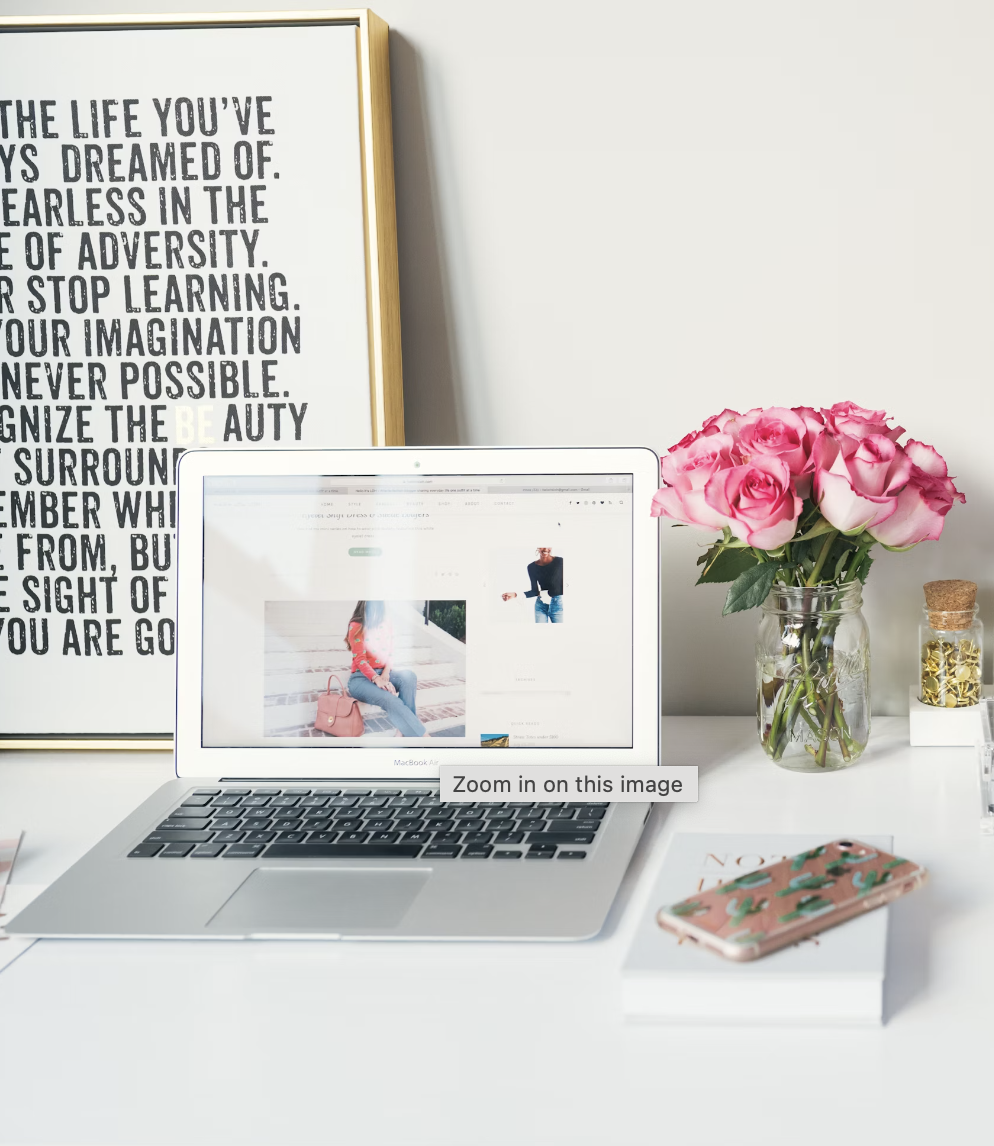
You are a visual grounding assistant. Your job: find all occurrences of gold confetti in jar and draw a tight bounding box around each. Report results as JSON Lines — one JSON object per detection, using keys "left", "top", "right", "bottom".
{"left": 920, "top": 580, "right": 983, "bottom": 708}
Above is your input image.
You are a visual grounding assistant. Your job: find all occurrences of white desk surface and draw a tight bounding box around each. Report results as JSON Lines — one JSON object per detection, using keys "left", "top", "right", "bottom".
{"left": 0, "top": 716, "right": 989, "bottom": 1145}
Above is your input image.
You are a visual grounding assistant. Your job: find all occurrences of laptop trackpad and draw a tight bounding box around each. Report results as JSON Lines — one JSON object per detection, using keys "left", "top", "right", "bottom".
{"left": 206, "top": 868, "right": 431, "bottom": 934}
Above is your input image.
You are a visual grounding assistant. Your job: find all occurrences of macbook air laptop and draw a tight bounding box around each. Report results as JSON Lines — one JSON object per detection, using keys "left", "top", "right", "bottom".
{"left": 9, "top": 446, "right": 660, "bottom": 940}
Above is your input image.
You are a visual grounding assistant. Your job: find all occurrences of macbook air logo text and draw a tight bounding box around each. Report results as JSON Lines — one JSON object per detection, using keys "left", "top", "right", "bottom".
{"left": 394, "top": 759, "right": 438, "bottom": 766}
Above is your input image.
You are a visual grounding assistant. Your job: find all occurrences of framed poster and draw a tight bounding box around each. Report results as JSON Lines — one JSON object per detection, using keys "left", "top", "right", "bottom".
{"left": 0, "top": 10, "right": 403, "bottom": 747}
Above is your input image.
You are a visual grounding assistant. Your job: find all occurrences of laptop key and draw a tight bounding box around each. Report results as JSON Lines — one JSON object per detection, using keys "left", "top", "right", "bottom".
{"left": 214, "top": 831, "right": 246, "bottom": 844}
{"left": 527, "top": 833, "right": 594, "bottom": 846}
{"left": 158, "top": 819, "right": 211, "bottom": 831}
{"left": 575, "top": 808, "right": 607, "bottom": 819}
{"left": 526, "top": 851, "right": 555, "bottom": 860}
{"left": 224, "top": 789, "right": 252, "bottom": 796}
{"left": 401, "top": 832, "right": 432, "bottom": 844}
{"left": 241, "top": 796, "right": 271, "bottom": 808}
{"left": 334, "top": 818, "right": 363, "bottom": 831}
{"left": 276, "top": 832, "right": 307, "bottom": 842}
{"left": 159, "top": 843, "right": 194, "bottom": 857}
{"left": 374, "top": 789, "right": 401, "bottom": 796}
{"left": 462, "top": 846, "right": 493, "bottom": 858}
{"left": 180, "top": 795, "right": 213, "bottom": 807}
{"left": 454, "top": 819, "right": 485, "bottom": 831}
{"left": 145, "top": 831, "right": 214, "bottom": 844}
{"left": 191, "top": 844, "right": 226, "bottom": 858}
{"left": 299, "top": 796, "right": 329, "bottom": 807}
{"left": 271, "top": 819, "right": 302, "bottom": 831}
{"left": 405, "top": 789, "right": 433, "bottom": 796}
{"left": 329, "top": 796, "right": 359, "bottom": 808}
{"left": 211, "top": 818, "right": 243, "bottom": 831}
{"left": 170, "top": 807, "right": 215, "bottom": 819}
{"left": 212, "top": 795, "right": 242, "bottom": 807}
{"left": 424, "top": 845, "right": 462, "bottom": 857}
{"left": 558, "top": 851, "right": 587, "bottom": 859}
{"left": 252, "top": 788, "right": 282, "bottom": 795}
{"left": 431, "top": 832, "right": 462, "bottom": 845}
{"left": 494, "top": 831, "right": 524, "bottom": 844}
{"left": 370, "top": 831, "right": 400, "bottom": 843}
{"left": 283, "top": 788, "right": 312, "bottom": 796}
{"left": 310, "top": 832, "right": 341, "bottom": 843}
{"left": 224, "top": 844, "right": 264, "bottom": 858}
{"left": 300, "top": 819, "right": 331, "bottom": 832}
{"left": 462, "top": 832, "right": 494, "bottom": 845}
{"left": 364, "top": 819, "right": 394, "bottom": 832}
{"left": 128, "top": 842, "right": 163, "bottom": 857}
{"left": 242, "top": 819, "right": 273, "bottom": 831}
{"left": 494, "top": 850, "right": 522, "bottom": 859}
{"left": 243, "top": 831, "right": 275, "bottom": 843}
{"left": 339, "top": 832, "right": 370, "bottom": 843}
{"left": 193, "top": 789, "right": 221, "bottom": 796}
{"left": 264, "top": 843, "right": 423, "bottom": 858}
{"left": 313, "top": 787, "right": 342, "bottom": 795}
{"left": 269, "top": 796, "right": 300, "bottom": 808}
{"left": 545, "top": 820, "right": 602, "bottom": 833}
{"left": 546, "top": 809, "right": 575, "bottom": 820}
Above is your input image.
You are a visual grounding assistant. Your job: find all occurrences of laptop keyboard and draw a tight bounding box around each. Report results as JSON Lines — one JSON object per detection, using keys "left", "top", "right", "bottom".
{"left": 128, "top": 788, "right": 607, "bottom": 861}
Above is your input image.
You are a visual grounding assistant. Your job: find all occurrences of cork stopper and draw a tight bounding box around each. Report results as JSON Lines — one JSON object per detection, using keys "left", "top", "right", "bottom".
{"left": 924, "top": 580, "right": 977, "bottom": 630}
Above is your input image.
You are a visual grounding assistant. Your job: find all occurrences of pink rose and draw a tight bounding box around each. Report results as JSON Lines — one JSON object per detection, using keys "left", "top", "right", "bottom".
{"left": 791, "top": 406, "right": 825, "bottom": 436}
{"left": 813, "top": 434, "right": 912, "bottom": 534}
{"left": 668, "top": 408, "right": 743, "bottom": 452}
{"left": 736, "top": 406, "right": 821, "bottom": 497}
{"left": 704, "top": 455, "right": 801, "bottom": 548}
{"left": 868, "top": 441, "right": 965, "bottom": 547}
{"left": 821, "top": 401, "right": 904, "bottom": 442}
{"left": 652, "top": 433, "right": 735, "bottom": 530}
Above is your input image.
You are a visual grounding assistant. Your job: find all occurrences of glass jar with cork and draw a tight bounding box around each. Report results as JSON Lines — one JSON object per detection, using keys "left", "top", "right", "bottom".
{"left": 920, "top": 580, "right": 983, "bottom": 708}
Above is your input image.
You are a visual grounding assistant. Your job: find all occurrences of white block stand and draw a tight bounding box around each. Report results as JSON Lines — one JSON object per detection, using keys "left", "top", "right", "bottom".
{"left": 908, "top": 684, "right": 989, "bottom": 746}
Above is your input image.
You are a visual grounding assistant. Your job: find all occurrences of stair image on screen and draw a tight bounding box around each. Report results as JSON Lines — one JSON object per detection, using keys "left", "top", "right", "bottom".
{"left": 263, "top": 601, "right": 467, "bottom": 739}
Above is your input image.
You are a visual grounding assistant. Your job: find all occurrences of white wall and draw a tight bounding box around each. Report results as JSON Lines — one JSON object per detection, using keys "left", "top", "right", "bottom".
{"left": 6, "top": 1, "right": 993, "bottom": 714}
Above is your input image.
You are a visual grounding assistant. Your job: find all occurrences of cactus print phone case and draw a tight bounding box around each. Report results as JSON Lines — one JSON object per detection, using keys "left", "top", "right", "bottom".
{"left": 656, "top": 839, "right": 927, "bottom": 962}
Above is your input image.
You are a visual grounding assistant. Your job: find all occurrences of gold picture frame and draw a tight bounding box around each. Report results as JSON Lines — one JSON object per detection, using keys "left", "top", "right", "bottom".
{"left": 0, "top": 10, "right": 403, "bottom": 749}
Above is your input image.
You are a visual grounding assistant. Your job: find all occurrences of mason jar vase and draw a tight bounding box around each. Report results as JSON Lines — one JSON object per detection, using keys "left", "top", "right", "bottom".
{"left": 756, "top": 583, "right": 870, "bottom": 772}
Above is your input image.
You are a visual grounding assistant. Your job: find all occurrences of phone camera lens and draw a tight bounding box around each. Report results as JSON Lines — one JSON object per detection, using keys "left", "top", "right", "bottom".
{"left": 838, "top": 840, "right": 853, "bottom": 848}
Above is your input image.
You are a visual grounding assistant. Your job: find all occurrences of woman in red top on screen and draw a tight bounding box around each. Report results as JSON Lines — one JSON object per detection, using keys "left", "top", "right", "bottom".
{"left": 345, "top": 601, "right": 429, "bottom": 738}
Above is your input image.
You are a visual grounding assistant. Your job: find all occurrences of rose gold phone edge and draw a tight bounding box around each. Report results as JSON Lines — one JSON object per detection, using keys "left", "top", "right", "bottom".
{"left": 656, "top": 841, "right": 928, "bottom": 962}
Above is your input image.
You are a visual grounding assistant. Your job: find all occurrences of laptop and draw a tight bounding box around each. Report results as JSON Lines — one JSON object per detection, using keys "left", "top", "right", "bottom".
{"left": 9, "top": 446, "right": 660, "bottom": 940}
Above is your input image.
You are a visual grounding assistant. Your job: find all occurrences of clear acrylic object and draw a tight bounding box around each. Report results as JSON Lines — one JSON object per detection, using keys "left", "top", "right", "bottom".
{"left": 979, "top": 698, "right": 994, "bottom": 835}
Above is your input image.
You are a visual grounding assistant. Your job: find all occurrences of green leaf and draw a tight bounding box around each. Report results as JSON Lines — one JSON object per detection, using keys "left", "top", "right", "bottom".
{"left": 792, "top": 517, "right": 836, "bottom": 543}
{"left": 696, "top": 546, "right": 760, "bottom": 585}
{"left": 722, "top": 562, "right": 778, "bottom": 615}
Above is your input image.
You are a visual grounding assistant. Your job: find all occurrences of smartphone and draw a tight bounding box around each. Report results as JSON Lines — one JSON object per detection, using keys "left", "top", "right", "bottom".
{"left": 656, "top": 839, "right": 927, "bottom": 962}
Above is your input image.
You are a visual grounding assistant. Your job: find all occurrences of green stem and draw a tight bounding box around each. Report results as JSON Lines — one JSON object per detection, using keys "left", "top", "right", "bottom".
{"left": 805, "top": 529, "right": 840, "bottom": 587}
{"left": 814, "top": 691, "right": 836, "bottom": 768}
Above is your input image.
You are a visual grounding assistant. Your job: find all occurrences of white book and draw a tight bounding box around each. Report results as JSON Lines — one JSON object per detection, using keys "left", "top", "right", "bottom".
{"left": 622, "top": 833, "right": 892, "bottom": 1026}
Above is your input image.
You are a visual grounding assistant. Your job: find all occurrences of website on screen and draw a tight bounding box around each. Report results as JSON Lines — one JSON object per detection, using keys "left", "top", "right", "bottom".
{"left": 201, "top": 474, "right": 633, "bottom": 748}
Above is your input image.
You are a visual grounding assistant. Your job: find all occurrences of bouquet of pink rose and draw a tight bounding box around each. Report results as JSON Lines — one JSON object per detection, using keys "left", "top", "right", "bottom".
{"left": 653, "top": 402, "right": 965, "bottom": 768}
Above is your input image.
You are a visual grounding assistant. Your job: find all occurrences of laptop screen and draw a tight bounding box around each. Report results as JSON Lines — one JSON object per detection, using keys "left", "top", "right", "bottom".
{"left": 200, "top": 473, "right": 634, "bottom": 750}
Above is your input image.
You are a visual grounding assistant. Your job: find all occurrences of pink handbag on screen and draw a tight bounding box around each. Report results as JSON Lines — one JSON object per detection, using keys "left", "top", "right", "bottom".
{"left": 314, "top": 675, "right": 364, "bottom": 737}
